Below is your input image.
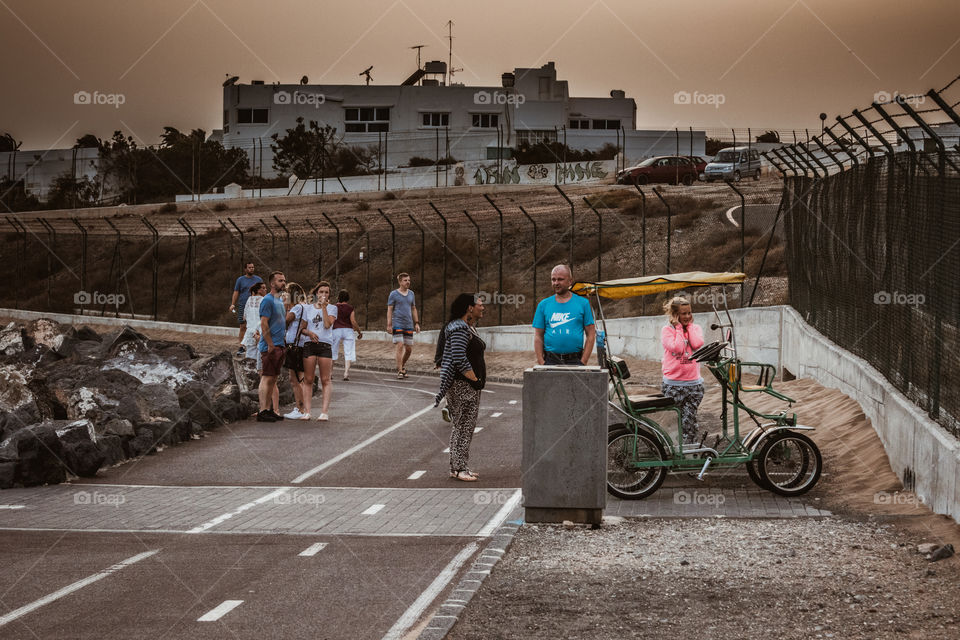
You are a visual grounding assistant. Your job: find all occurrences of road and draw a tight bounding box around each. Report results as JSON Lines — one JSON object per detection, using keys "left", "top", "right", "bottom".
{"left": 0, "top": 370, "right": 523, "bottom": 639}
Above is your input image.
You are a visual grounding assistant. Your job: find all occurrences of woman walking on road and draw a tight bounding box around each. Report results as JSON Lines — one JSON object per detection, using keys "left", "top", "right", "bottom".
{"left": 661, "top": 295, "right": 705, "bottom": 444}
{"left": 435, "top": 293, "right": 487, "bottom": 482}
{"left": 301, "top": 281, "right": 338, "bottom": 421}
{"left": 331, "top": 289, "right": 362, "bottom": 381}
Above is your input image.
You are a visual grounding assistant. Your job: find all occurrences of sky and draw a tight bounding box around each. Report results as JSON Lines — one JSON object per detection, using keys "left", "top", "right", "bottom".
{"left": 1, "top": 0, "right": 958, "bottom": 150}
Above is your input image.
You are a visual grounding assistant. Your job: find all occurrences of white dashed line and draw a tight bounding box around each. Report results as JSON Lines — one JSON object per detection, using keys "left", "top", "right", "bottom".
{"left": 362, "top": 504, "right": 385, "bottom": 515}
{"left": 490, "top": 412, "right": 502, "bottom": 418}
{"left": 197, "top": 600, "right": 244, "bottom": 622}
{"left": 186, "top": 488, "right": 290, "bottom": 534}
{"left": 298, "top": 543, "right": 328, "bottom": 557}
{"left": 0, "top": 505, "right": 25, "bottom": 510}
{"left": 0, "top": 550, "right": 159, "bottom": 628}
{"left": 442, "top": 447, "right": 450, "bottom": 453}
{"left": 508, "top": 400, "right": 517, "bottom": 405}
{"left": 407, "top": 470, "right": 426, "bottom": 480}
{"left": 473, "top": 427, "right": 483, "bottom": 433}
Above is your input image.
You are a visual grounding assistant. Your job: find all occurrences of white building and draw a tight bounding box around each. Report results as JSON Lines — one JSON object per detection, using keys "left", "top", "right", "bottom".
{"left": 1, "top": 147, "right": 100, "bottom": 201}
{"left": 222, "top": 61, "right": 704, "bottom": 177}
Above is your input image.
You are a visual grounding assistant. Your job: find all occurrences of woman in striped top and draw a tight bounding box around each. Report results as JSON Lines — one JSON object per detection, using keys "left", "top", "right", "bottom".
{"left": 435, "top": 293, "right": 487, "bottom": 482}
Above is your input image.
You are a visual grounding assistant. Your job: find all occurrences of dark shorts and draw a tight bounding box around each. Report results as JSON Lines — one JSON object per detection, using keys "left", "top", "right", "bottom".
{"left": 544, "top": 351, "right": 583, "bottom": 366}
{"left": 304, "top": 341, "right": 333, "bottom": 359}
{"left": 261, "top": 346, "right": 286, "bottom": 377}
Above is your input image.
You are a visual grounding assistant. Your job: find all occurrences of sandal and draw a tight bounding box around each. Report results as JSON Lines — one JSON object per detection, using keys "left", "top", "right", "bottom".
{"left": 452, "top": 470, "right": 478, "bottom": 482}
{"left": 299, "top": 413, "right": 311, "bottom": 420}
{"left": 397, "top": 371, "right": 405, "bottom": 379}
{"left": 400, "top": 368, "right": 408, "bottom": 379}
{"left": 449, "top": 470, "right": 479, "bottom": 479}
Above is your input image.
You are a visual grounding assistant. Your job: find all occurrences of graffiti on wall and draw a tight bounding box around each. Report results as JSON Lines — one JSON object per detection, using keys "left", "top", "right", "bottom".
{"left": 474, "top": 164, "right": 521, "bottom": 184}
{"left": 556, "top": 161, "right": 608, "bottom": 182}
{"left": 469, "top": 160, "right": 611, "bottom": 185}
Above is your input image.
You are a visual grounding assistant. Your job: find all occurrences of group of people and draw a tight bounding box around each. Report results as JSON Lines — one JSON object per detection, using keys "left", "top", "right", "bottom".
{"left": 230, "top": 263, "right": 363, "bottom": 423}
{"left": 231, "top": 260, "right": 707, "bottom": 481}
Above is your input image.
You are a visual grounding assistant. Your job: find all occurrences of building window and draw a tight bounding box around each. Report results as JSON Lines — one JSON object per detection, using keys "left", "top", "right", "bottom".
{"left": 516, "top": 130, "right": 557, "bottom": 145}
{"left": 472, "top": 113, "right": 499, "bottom": 128}
{"left": 345, "top": 107, "right": 391, "bottom": 132}
{"left": 237, "top": 108, "right": 269, "bottom": 124}
{"left": 421, "top": 112, "right": 449, "bottom": 127}
{"left": 592, "top": 119, "right": 621, "bottom": 130}
{"left": 568, "top": 119, "right": 589, "bottom": 129}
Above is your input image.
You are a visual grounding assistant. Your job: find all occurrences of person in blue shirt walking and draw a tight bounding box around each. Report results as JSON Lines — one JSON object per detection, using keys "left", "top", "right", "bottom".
{"left": 229, "top": 261, "right": 263, "bottom": 355}
{"left": 532, "top": 264, "right": 596, "bottom": 366}
{"left": 257, "top": 271, "right": 288, "bottom": 422}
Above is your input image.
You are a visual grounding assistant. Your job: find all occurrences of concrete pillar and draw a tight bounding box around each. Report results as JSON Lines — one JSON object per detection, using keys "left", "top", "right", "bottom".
{"left": 521, "top": 366, "right": 607, "bottom": 525}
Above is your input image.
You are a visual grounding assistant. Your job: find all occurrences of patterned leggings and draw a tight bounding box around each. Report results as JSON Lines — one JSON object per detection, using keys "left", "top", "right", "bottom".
{"left": 661, "top": 381, "right": 705, "bottom": 444}
{"left": 448, "top": 378, "right": 480, "bottom": 473}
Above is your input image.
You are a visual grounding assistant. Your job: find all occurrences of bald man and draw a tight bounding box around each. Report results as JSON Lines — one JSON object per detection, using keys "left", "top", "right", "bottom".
{"left": 532, "top": 264, "right": 596, "bottom": 366}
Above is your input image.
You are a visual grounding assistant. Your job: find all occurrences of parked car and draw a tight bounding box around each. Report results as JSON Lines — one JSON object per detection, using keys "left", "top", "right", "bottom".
{"left": 686, "top": 155, "right": 708, "bottom": 175}
{"left": 702, "top": 147, "right": 762, "bottom": 182}
{"left": 616, "top": 156, "right": 700, "bottom": 185}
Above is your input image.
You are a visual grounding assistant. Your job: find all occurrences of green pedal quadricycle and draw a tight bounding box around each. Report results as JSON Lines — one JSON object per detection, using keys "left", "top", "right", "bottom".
{"left": 572, "top": 272, "right": 822, "bottom": 500}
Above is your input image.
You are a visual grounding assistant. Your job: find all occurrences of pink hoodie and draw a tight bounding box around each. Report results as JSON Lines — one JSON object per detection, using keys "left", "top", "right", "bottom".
{"left": 661, "top": 323, "right": 704, "bottom": 381}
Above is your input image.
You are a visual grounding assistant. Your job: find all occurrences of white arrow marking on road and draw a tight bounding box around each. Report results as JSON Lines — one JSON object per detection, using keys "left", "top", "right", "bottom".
{"left": 362, "top": 504, "right": 385, "bottom": 515}
{"left": 490, "top": 412, "right": 503, "bottom": 418}
{"left": 299, "top": 543, "right": 328, "bottom": 557}
{"left": 186, "top": 488, "right": 290, "bottom": 534}
{"left": 407, "top": 470, "right": 426, "bottom": 480}
{"left": 197, "top": 600, "right": 244, "bottom": 622}
{"left": 0, "top": 550, "right": 159, "bottom": 627}
{"left": 381, "top": 542, "right": 478, "bottom": 640}
{"left": 292, "top": 404, "right": 434, "bottom": 484}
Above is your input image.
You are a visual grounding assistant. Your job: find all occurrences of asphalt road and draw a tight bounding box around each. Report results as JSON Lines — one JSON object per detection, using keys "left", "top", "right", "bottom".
{"left": 0, "top": 369, "right": 523, "bottom": 639}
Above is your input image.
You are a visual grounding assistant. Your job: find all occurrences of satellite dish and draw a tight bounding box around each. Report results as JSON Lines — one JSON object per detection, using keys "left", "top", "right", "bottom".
{"left": 300, "top": 75, "right": 309, "bottom": 85}
{"left": 223, "top": 75, "right": 239, "bottom": 87}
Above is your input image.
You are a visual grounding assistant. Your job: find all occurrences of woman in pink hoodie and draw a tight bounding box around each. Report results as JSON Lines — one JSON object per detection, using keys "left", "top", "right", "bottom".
{"left": 661, "top": 296, "right": 705, "bottom": 444}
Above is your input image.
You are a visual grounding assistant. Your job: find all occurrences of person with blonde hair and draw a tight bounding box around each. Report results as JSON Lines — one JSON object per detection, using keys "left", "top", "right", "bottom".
{"left": 300, "top": 281, "right": 338, "bottom": 421}
{"left": 661, "top": 295, "right": 705, "bottom": 444}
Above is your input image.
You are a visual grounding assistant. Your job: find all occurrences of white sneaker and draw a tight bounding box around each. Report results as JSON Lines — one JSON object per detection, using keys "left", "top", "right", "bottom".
{"left": 284, "top": 408, "right": 304, "bottom": 420}
{"left": 316, "top": 413, "right": 329, "bottom": 421}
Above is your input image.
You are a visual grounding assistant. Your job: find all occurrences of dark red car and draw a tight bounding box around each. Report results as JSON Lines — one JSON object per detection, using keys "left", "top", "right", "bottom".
{"left": 616, "top": 155, "right": 702, "bottom": 185}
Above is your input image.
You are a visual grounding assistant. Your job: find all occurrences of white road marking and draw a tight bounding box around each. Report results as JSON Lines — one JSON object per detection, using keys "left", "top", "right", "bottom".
{"left": 473, "top": 427, "right": 483, "bottom": 433}
{"left": 490, "top": 412, "right": 503, "bottom": 418}
{"left": 358, "top": 381, "right": 434, "bottom": 396}
{"left": 362, "top": 504, "right": 385, "bottom": 515}
{"left": 291, "top": 404, "right": 434, "bottom": 484}
{"left": 508, "top": 400, "right": 517, "bottom": 405}
{"left": 477, "top": 489, "right": 523, "bottom": 537}
{"left": 186, "top": 488, "right": 290, "bottom": 534}
{"left": 298, "top": 542, "right": 328, "bottom": 557}
{"left": 380, "top": 542, "right": 478, "bottom": 640}
{"left": 0, "top": 505, "right": 25, "bottom": 509}
{"left": 442, "top": 447, "right": 450, "bottom": 453}
{"left": 407, "top": 470, "right": 426, "bottom": 480}
{"left": 197, "top": 600, "right": 244, "bottom": 622}
{"left": 0, "top": 550, "right": 159, "bottom": 628}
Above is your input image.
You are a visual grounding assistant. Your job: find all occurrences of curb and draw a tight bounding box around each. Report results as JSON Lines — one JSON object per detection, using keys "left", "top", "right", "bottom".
{"left": 416, "top": 507, "right": 524, "bottom": 640}
{"left": 347, "top": 362, "right": 523, "bottom": 386}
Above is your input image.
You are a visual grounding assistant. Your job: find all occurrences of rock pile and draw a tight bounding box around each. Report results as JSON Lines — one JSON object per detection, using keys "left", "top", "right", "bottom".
{"left": 0, "top": 319, "right": 260, "bottom": 488}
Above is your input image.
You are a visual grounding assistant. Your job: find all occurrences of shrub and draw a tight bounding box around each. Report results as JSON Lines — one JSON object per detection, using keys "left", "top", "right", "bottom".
{"left": 157, "top": 203, "right": 177, "bottom": 214}
{"left": 355, "top": 200, "right": 370, "bottom": 211}
{"left": 213, "top": 202, "right": 228, "bottom": 211}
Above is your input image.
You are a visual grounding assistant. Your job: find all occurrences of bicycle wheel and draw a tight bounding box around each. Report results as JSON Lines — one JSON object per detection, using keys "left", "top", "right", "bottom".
{"left": 606, "top": 427, "right": 667, "bottom": 499}
{"left": 757, "top": 431, "right": 822, "bottom": 496}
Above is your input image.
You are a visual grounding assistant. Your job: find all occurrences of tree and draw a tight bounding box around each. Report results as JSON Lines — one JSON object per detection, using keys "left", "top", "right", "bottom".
{"left": 0, "top": 133, "right": 20, "bottom": 153}
{"left": 705, "top": 137, "right": 725, "bottom": 156}
{"left": 270, "top": 117, "right": 339, "bottom": 178}
{"left": 46, "top": 173, "right": 99, "bottom": 209}
{"left": 0, "top": 178, "right": 41, "bottom": 212}
{"left": 755, "top": 130, "right": 780, "bottom": 143}
{"left": 74, "top": 134, "right": 101, "bottom": 149}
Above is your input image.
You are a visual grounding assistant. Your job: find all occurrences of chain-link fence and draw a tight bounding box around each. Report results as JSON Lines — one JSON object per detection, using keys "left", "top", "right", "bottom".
{"left": 770, "top": 76, "right": 960, "bottom": 437}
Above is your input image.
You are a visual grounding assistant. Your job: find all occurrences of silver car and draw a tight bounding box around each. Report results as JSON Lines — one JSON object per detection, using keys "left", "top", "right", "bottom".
{"left": 703, "top": 147, "right": 762, "bottom": 182}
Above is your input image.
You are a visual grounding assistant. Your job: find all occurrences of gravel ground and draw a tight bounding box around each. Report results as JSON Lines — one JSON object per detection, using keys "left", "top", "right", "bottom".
{"left": 446, "top": 517, "right": 960, "bottom": 640}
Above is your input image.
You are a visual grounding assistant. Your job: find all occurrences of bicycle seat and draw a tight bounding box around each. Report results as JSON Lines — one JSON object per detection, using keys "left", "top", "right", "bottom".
{"left": 627, "top": 394, "right": 676, "bottom": 410}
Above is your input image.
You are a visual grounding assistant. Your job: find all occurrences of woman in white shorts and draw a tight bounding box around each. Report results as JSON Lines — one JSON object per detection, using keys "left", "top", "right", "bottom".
{"left": 300, "top": 281, "right": 338, "bottom": 421}
{"left": 330, "top": 289, "right": 362, "bottom": 381}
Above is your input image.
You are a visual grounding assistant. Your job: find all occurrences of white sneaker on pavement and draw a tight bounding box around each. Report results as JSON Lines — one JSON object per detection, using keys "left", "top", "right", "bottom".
{"left": 284, "top": 408, "right": 304, "bottom": 420}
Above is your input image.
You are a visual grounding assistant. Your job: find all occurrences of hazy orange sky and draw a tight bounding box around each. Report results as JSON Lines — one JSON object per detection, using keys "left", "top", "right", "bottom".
{"left": 1, "top": 0, "right": 958, "bottom": 149}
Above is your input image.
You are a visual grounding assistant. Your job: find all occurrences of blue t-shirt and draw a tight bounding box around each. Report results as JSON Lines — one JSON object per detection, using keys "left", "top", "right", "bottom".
{"left": 257, "top": 293, "right": 287, "bottom": 353}
{"left": 234, "top": 274, "right": 263, "bottom": 310}
{"left": 388, "top": 289, "right": 416, "bottom": 330}
{"left": 532, "top": 294, "right": 595, "bottom": 354}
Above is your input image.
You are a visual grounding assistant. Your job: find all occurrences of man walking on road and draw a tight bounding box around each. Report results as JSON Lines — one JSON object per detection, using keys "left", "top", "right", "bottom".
{"left": 230, "top": 261, "right": 263, "bottom": 355}
{"left": 533, "top": 264, "right": 596, "bottom": 366}
{"left": 257, "top": 271, "right": 287, "bottom": 422}
{"left": 386, "top": 272, "right": 420, "bottom": 379}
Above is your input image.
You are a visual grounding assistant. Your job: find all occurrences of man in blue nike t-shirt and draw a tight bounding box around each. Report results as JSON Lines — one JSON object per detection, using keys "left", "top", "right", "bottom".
{"left": 532, "top": 264, "right": 596, "bottom": 366}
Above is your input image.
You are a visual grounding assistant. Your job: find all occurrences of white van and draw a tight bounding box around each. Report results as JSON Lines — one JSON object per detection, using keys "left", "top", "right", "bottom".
{"left": 703, "top": 147, "right": 762, "bottom": 182}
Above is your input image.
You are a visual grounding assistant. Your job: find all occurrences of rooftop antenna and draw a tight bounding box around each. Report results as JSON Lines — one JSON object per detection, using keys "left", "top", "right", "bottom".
{"left": 445, "top": 21, "right": 462, "bottom": 86}
{"left": 410, "top": 45, "right": 425, "bottom": 70}
{"left": 360, "top": 65, "right": 373, "bottom": 86}
{"left": 223, "top": 74, "right": 239, "bottom": 87}
{"left": 300, "top": 75, "right": 309, "bottom": 85}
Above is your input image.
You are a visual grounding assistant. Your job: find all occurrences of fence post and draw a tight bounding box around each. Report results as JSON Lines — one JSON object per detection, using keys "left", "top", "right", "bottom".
{"left": 482, "top": 194, "right": 505, "bottom": 325}
{"left": 377, "top": 208, "right": 396, "bottom": 280}
{"left": 227, "top": 217, "right": 246, "bottom": 271}
{"left": 141, "top": 217, "right": 159, "bottom": 320}
{"left": 722, "top": 182, "right": 746, "bottom": 303}
{"left": 4, "top": 217, "right": 25, "bottom": 309}
{"left": 70, "top": 217, "right": 88, "bottom": 314}
{"left": 37, "top": 218, "right": 55, "bottom": 309}
{"left": 259, "top": 218, "right": 276, "bottom": 261}
{"left": 428, "top": 202, "right": 449, "bottom": 322}
{"left": 651, "top": 187, "right": 672, "bottom": 274}
{"left": 462, "top": 209, "right": 481, "bottom": 294}
{"left": 273, "top": 215, "right": 290, "bottom": 264}
{"left": 517, "top": 205, "right": 537, "bottom": 314}
{"left": 554, "top": 185, "right": 575, "bottom": 271}
{"left": 581, "top": 197, "right": 603, "bottom": 281}
{"left": 321, "top": 211, "right": 341, "bottom": 289}
{"left": 353, "top": 217, "right": 369, "bottom": 330}
{"left": 407, "top": 214, "right": 426, "bottom": 325}
{"left": 305, "top": 220, "right": 322, "bottom": 282}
